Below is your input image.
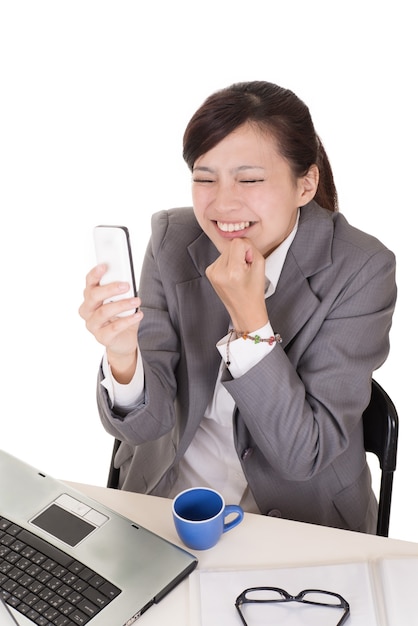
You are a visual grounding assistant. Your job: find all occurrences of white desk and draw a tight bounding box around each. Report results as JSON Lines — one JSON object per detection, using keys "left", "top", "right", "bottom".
{"left": 67, "top": 482, "right": 418, "bottom": 625}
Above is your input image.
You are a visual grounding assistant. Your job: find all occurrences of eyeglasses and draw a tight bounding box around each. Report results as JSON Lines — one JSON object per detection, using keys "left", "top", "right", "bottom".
{"left": 235, "top": 586, "right": 350, "bottom": 625}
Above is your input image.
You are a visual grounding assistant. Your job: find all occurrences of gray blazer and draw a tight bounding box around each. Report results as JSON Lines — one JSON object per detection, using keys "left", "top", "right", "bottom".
{"left": 97, "top": 201, "right": 396, "bottom": 533}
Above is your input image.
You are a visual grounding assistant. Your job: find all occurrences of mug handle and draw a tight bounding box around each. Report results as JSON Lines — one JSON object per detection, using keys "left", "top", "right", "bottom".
{"left": 223, "top": 505, "right": 244, "bottom": 533}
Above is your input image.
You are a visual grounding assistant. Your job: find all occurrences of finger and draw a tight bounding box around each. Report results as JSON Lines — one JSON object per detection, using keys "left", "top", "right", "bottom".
{"left": 87, "top": 263, "right": 134, "bottom": 297}
{"left": 90, "top": 311, "right": 143, "bottom": 350}
{"left": 80, "top": 276, "right": 133, "bottom": 320}
{"left": 85, "top": 264, "right": 107, "bottom": 287}
{"left": 79, "top": 265, "right": 109, "bottom": 320}
{"left": 102, "top": 297, "right": 142, "bottom": 320}
{"left": 228, "top": 237, "right": 263, "bottom": 264}
{"left": 245, "top": 247, "right": 253, "bottom": 265}
{"left": 94, "top": 281, "right": 133, "bottom": 304}
{"left": 85, "top": 296, "right": 141, "bottom": 327}
{"left": 85, "top": 299, "right": 142, "bottom": 338}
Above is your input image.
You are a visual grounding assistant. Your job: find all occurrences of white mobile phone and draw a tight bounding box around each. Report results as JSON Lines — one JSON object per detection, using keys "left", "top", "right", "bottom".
{"left": 93, "top": 225, "right": 137, "bottom": 317}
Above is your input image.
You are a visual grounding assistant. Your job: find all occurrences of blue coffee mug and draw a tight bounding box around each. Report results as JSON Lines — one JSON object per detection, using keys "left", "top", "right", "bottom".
{"left": 172, "top": 487, "right": 244, "bottom": 550}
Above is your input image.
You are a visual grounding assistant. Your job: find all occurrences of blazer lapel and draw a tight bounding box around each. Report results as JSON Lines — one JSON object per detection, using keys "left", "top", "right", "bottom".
{"left": 176, "top": 233, "right": 229, "bottom": 426}
{"left": 266, "top": 257, "right": 320, "bottom": 349}
{"left": 267, "top": 201, "right": 334, "bottom": 348}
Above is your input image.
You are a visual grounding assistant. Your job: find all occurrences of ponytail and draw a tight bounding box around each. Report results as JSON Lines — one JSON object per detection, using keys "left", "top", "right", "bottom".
{"left": 314, "top": 137, "right": 339, "bottom": 212}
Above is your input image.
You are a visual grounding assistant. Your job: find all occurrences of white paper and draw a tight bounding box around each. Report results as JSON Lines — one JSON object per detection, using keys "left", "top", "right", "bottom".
{"left": 377, "top": 557, "right": 418, "bottom": 625}
{"left": 190, "top": 561, "right": 379, "bottom": 625}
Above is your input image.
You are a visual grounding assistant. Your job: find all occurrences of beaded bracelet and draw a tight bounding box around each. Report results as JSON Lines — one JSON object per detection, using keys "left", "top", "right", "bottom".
{"left": 226, "top": 328, "right": 282, "bottom": 367}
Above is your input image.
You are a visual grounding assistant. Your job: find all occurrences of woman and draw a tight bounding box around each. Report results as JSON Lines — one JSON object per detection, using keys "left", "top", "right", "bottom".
{"left": 80, "top": 81, "right": 396, "bottom": 533}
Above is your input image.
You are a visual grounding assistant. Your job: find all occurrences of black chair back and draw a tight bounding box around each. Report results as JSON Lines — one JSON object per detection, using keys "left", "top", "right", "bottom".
{"left": 107, "top": 439, "right": 121, "bottom": 489}
{"left": 363, "top": 379, "right": 399, "bottom": 536}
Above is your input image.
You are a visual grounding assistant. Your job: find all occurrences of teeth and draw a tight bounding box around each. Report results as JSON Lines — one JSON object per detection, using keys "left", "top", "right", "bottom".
{"left": 217, "top": 221, "right": 250, "bottom": 232}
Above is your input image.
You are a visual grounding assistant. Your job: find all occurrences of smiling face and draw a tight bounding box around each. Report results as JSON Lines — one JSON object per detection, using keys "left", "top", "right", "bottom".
{"left": 192, "top": 122, "right": 318, "bottom": 257}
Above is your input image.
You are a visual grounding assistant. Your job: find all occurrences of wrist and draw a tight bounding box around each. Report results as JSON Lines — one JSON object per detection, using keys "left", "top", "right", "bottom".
{"left": 224, "top": 324, "right": 281, "bottom": 369}
{"left": 230, "top": 317, "right": 269, "bottom": 335}
{"left": 107, "top": 348, "right": 138, "bottom": 384}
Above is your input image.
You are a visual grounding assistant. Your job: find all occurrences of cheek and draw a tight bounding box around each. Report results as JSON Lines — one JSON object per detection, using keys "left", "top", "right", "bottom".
{"left": 192, "top": 188, "right": 214, "bottom": 225}
{"left": 259, "top": 205, "right": 295, "bottom": 242}
{"left": 191, "top": 198, "right": 208, "bottom": 232}
{"left": 191, "top": 187, "right": 205, "bottom": 212}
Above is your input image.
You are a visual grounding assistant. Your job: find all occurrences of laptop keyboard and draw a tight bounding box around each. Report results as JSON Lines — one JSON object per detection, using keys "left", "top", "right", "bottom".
{"left": 0, "top": 515, "right": 121, "bottom": 625}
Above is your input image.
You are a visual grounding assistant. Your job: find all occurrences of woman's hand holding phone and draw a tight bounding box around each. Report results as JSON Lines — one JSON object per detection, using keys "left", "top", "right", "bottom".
{"left": 78, "top": 226, "right": 143, "bottom": 384}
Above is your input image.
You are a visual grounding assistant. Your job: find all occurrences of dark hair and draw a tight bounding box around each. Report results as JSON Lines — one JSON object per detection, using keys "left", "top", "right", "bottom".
{"left": 183, "top": 81, "right": 338, "bottom": 212}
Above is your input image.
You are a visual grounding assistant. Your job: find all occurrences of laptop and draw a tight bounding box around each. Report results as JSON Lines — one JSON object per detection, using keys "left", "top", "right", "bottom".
{"left": 0, "top": 449, "right": 198, "bottom": 625}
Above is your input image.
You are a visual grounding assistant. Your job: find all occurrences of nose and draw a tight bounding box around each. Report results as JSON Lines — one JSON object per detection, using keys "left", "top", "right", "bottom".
{"left": 212, "top": 181, "right": 242, "bottom": 214}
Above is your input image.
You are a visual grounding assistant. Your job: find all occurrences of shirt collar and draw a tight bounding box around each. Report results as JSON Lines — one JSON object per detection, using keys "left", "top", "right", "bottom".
{"left": 264, "top": 209, "right": 300, "bottom": 298}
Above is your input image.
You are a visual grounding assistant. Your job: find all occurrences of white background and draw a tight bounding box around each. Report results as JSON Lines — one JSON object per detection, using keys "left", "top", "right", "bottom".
{"left": 1, "top": 1, "right": 417, "bottom": 542}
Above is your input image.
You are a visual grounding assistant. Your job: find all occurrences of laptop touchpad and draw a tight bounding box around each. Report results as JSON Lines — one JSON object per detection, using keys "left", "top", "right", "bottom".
{"left": 30, "top": 493, "right": 109, "bottom": 547}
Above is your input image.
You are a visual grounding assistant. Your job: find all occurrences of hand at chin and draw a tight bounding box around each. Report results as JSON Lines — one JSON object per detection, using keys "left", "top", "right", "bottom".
{"left": 206, "top": 238, "right": 267, "bottom": 331}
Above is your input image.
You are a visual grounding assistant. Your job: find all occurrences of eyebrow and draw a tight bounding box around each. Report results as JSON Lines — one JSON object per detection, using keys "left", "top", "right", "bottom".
{"left": 192, "top": 165, "right": 266, "bottom": 173}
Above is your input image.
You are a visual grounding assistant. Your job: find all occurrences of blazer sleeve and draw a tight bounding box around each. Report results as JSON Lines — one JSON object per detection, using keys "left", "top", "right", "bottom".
{"left": 96, "top": 211, "right": 181, "bottom": 443}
